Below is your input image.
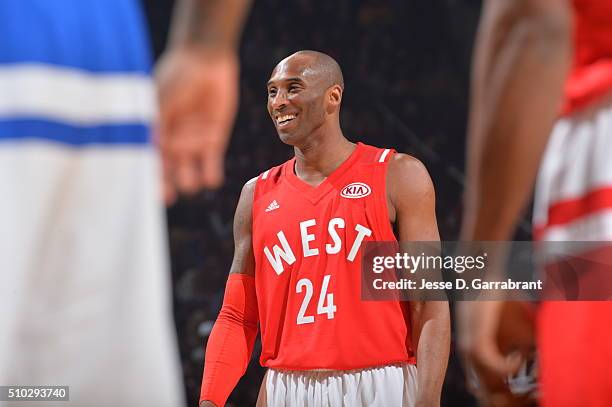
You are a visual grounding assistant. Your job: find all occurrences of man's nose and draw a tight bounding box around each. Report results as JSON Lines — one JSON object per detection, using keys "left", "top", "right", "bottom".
{"left": 270, "top": 90, "right": 288, "bottom": 111}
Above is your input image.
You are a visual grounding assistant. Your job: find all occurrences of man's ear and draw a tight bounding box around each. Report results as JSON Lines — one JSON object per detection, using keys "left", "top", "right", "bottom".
{"left": 327, "top": 85, "right": 343, "bottom": 112}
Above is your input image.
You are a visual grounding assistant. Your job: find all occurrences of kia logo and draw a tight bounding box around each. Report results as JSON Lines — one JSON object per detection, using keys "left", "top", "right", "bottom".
{"left": 340, "top": 182, "right": 371, "bottom": 199}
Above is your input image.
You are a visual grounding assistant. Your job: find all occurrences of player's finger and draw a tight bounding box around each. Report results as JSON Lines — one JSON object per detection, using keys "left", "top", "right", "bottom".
{"left": 163, "top": 175, "right": 177, "bottom": 205}
{"left": 472, "top": 339, "right": 516, "bottom": 378}
{"left": 200, "top": 147, "right": 225, "bottom": 189}
{"left": 162, "top": 156, "right": 177, "bottom": 205}
{"left": 165, "top": 114, "right": 204, "bottom": 195}
{"left": 173, "top": 150, "right": 201, "bottom": 195}
{"left": 152, "top": 120, "right": 176, "bottom": 205}
{"left": 157, "top": 83, "right": 195, "bottom": 149}
{"left": 463, "top": 340, "right": 514, "bottom": 401}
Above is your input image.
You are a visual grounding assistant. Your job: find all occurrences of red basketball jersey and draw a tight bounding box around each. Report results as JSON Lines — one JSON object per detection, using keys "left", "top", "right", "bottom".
{"left": 251, "top": 142, "right": 415, "bottom": 370}
{"left": 562, "top": 0, "right": 612, "bottom": 115}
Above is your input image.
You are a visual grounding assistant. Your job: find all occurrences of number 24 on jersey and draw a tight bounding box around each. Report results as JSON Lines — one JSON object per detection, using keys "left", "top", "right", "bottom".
{"left": 296, "top": 275, "right": 336, "bottom": 325}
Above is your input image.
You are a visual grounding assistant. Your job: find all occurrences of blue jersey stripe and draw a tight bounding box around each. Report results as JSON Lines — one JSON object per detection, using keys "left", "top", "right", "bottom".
{"left": 0, "top": 0, "right": 152, "bottom": 74}
{"left": 0, "top": 119, "right": 150, "bottom": 146}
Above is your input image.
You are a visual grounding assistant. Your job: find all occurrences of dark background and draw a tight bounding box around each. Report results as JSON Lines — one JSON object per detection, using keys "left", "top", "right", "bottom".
{"left": 143, "top": 0, "right": 485, "bottom": 405}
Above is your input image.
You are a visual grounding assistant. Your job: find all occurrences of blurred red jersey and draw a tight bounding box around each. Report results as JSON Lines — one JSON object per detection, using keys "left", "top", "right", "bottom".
{"left": 251, "top": 142, "right": 415, "bottom": 370}
{"left": 562, "top": 0, "right": 612, "bottom": 115}
{"left": 539, "top": 5, "right": 612, "bottom": 407}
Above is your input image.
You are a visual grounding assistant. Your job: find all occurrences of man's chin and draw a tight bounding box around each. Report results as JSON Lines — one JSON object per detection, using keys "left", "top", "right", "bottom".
{"left": 277, "top": 131, "right": 300, "bottom": 146}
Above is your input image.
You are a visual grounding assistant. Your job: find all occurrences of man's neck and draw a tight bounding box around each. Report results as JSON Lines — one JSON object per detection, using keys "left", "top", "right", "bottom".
{"left": 293, "top": 127, "right": 355, "bottom": 186}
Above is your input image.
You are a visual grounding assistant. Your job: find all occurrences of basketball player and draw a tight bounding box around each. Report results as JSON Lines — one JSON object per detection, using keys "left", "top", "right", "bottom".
{"left": 459, "top": 0, "right": 612, "bottom": 406}
{"left": 0, "top": 1, "right": 250, "bottom": 406}
{"left": 199, "top": 51, "right": 451, "bottom": 407}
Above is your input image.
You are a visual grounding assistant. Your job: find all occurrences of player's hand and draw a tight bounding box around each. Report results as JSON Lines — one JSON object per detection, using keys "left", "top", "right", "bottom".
{"left": 199, "top": 401, "right": 216, "bottom": 407}
{"left": 457, "top": 301, "right": 534, "bottom": 406}
{"left": 156, "top": 46, "right": 239, "bottom": 204}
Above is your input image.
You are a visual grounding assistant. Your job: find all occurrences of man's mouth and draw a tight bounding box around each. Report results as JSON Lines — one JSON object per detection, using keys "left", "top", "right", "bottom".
{"left": 276, "top": 113, "right": 298, "bottom": 127}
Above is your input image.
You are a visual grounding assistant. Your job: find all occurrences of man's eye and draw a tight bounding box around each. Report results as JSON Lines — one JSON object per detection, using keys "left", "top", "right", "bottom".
{"left": 289, "top": 86, "right": 300, "bottom": 93}
{"left": 268, "top": 89, "right": 277, "bottom": 97}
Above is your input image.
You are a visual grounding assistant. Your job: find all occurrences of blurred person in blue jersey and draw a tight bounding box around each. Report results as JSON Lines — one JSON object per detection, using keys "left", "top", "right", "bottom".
{"left": 0, "top": 1, "right": 250, "bottom": 406}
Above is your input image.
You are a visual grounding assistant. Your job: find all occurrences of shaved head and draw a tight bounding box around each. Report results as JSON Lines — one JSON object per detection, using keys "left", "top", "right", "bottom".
{"left": 267, "top": 50, "right": 345, "bottom": 146}
{"left": 272, "top": 50, "right": 344, "bottom": 90}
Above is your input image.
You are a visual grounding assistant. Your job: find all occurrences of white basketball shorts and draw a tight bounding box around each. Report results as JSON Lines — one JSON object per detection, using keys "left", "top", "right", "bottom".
{"left": 534, "top": 94, "right": 612, "bottom": 241}
{"left": 256, "top": 364, "right": 418, "bottom": 407}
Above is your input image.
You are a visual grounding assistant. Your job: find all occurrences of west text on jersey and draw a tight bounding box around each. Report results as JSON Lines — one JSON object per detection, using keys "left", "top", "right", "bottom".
{"left": 263, "top": 217, "right": 373, "bottom": 275}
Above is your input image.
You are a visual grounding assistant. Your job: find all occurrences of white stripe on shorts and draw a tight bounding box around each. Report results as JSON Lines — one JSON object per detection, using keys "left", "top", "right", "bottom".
{"left": 257, "top": 364, "right": 417, "bottom": 407}
{"left": 534, "top": 94, "right": 612, "bottom": 240}
{"left": 0, "top": 64, "right": 155, "bottom": 125}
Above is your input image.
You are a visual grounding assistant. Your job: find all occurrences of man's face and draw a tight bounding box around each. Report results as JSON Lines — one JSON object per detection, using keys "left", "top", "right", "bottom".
{"left": 266, "top": 57, "right": 328, "bottom": 145}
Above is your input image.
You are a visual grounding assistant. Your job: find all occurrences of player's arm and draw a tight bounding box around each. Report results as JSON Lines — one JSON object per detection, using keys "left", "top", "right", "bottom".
{"left": 167, "top": 0, "right": 252, "bottom": 52}
{"left": 461, "top": 0, "right": 572, "bottom": 241}
{"left": 387, "top": 154, "right": 450, "bottom": 407}
{"left": 199, "top": 180, "right": 257, "bottom": 407}
{"left": 458, "top": 1, "right": 572, "bottom": 404}
{"left": 156, "top": 0, "right": 252, "bottom": 204}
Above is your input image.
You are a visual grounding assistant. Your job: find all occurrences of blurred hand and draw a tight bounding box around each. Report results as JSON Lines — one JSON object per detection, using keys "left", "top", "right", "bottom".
{"left": 156, "top": 46, "right": 239, "bottom": 204}
{"left": 199, "top": 401, "right": 216, "bottom": 407}
{"left": 458, "top": 301, "right": 535, "bottom": 407}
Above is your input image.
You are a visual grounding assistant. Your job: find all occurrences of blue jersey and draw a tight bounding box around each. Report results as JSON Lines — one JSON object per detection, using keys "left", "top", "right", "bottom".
{"left": 0, "top": 0, "right": 154, "bottom": 146}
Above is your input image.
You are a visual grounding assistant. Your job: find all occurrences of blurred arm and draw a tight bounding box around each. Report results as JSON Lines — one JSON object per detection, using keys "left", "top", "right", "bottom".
{"left": 156, "top": 0, "right": 252, "bottom": 203}
{"left": 388, "top": 154, "right": 450, "bottom": 407}
{"left": 168, "top": 0, "right": 252, "bottom": 51}
{"left": 200, "top": 181, "right": 257, "bottom": 407}
{"left": 458, "top": 1, "right": 571, "bottom": 405}
{"left": 461, "top": 0, "right": 572, "bottom": 241}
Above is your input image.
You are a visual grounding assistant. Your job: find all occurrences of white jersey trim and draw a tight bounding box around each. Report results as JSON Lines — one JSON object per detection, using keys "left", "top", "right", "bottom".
{"left": 379, "top": 149, "right": 391, "bottom": 163}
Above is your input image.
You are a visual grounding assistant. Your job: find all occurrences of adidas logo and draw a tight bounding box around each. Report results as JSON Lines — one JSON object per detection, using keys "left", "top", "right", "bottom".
{"left": 265, "top": 200, "right": 280, "bottom": 212}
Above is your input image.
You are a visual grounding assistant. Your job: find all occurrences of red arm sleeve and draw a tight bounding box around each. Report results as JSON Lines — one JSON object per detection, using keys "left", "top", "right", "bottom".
{"left": 199, "top": 273, "right": 259, "bottom": 406}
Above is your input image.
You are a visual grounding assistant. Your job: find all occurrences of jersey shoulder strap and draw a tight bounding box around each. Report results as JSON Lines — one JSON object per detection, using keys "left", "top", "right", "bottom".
{"left": 359, "top": 143, "right": 397, "bottom": 241}
{"left": 250, "top": 161, "right": 287, "bottom": 202}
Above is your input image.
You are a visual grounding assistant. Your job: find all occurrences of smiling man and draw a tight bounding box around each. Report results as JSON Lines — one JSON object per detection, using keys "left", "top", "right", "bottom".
{"left": 199, "top": 50, "right": 450, "bottom": 407}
